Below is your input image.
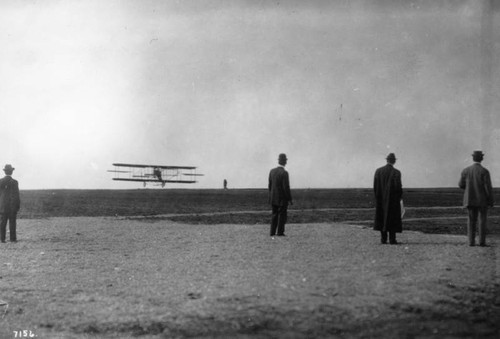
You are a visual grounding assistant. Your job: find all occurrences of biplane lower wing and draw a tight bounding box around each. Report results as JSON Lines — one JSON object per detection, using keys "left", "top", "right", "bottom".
{"left": 112, "top": 178, "right": 196, "bottom": 184}
{"left": 108, "top": 163, "right": 203, "bottom": 187}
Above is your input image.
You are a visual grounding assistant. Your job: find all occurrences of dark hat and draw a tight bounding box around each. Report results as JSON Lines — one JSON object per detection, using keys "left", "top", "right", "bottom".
{"left": 3, "top": 164, "right": 14, "bottom": 172}
{"left": 278, "top": 153, "right": 287, "bottom": 161}
{"left": 386, "top": 153, "right": 396, "bottom": 161}
{"left": 472, "top": 150, "right": 484, "bottom": 157}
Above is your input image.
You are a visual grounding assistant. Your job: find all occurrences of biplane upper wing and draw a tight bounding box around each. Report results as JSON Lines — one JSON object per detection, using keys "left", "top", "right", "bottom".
{"left": 112, "top": 163, "right": 197, "bottom": 170}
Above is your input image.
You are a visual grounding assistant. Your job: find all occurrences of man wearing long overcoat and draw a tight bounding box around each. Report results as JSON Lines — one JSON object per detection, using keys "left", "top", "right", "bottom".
{"left": 459, "top": 150, "right": 494, "bottom": 246}
{"left": 0, "top": 164, "right": 21, "bottom": 243}
{"left": 268, "top": 153, "right": 293, "bottom": 236}
{"left": 373, "top": 153, "right": 403, "bottom": 244}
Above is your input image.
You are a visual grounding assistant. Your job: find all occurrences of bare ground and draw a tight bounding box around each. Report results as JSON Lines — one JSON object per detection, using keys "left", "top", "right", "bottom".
{"left": 1, "top": 216, "right": 499, "bottom": 339}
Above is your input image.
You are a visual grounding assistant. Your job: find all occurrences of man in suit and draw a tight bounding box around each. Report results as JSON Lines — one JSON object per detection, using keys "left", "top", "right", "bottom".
{"left": 268, "top": 153, "right": 293, "bottom": 237}
{"left": 459, "top": 150, "right": 494, "bottom": 246}
{"left": 373, "top": 153, "right": 403, "bottom": 244}
{"left": 0, "top": 164, "right": 21, "bottom": 243}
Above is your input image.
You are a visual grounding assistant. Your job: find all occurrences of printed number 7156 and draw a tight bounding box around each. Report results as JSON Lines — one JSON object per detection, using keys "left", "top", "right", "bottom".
{"left": 13, "top": 330, "right": 35, "bottom": 338}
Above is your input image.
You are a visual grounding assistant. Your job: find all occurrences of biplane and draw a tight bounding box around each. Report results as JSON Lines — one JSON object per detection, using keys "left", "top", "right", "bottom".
{"left": 108, "top": 163, "right": 203, "bottom": 187}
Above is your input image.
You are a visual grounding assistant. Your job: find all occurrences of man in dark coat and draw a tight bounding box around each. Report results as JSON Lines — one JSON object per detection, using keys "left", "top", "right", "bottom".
{"left": 0, "top": 164, "right": 21, "bottom": 243}
{"left": 459, "top": 150, "right": 494, "bottom": 246}
{"left": 268, "top": 153, "right": 293, "bottom": 237}
{"left": 373, "top": 153, "right": 403, "bottom": 244}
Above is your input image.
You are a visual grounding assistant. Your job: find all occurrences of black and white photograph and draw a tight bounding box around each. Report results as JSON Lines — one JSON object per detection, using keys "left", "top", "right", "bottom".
{"left": 1, "top": 0, "right": 499, "bottom": 338}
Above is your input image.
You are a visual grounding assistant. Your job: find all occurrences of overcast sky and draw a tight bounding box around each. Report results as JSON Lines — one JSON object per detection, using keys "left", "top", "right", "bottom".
{"left": 1, "top": 0, "right": 499, "bottom": 189}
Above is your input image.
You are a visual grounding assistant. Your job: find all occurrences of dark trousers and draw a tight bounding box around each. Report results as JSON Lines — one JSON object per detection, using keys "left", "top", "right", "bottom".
{"left": 0, "top": 212, "right": 17, "bottom": 242}
{"left": 380, "top": 231, "right": 396, "bottom": 244}
{"left": 271, "top": 204, "right": 288, "bottom": 236}
{"left": 467, "top": 207, "right": 487, "bottom": 246}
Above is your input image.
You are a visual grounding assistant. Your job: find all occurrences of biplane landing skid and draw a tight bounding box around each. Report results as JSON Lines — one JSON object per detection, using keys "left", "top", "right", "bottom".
{"left": 108, "top": 163, "right": 204, "bottom": 188}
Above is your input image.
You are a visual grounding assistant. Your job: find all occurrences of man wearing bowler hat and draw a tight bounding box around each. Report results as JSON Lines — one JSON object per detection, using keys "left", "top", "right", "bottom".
{"left": 268, "top": 153, "right": 293, "bottom": 237}
{"left": 459, "top": 150, "right": 494, "bottom": 246}
{"left": 0, "top": 164, "right": 21, "bottom": 243}
{"left": 373, "top": 153, "right": 403, "bottom": 244}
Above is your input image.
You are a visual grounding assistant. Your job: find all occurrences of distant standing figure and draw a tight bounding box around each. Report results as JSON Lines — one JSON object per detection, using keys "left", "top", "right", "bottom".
{"left": 223, "top": 179, "right": 227, "bottom": 190}
{"left": 268, "top": 153, "right": 293, "bottom": 237}
{"left": 0, "top": 164, "right": 21, "bottom": 243}
{"left": 459, "top": 150, "right": 494, "bottom": 246}
{"left": 373, "top": 153, "right": 403, "bottom": 244}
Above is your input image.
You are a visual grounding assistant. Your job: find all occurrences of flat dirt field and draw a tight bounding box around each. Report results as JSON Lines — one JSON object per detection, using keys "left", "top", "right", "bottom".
{"left": 1, "top": 188, "right": 500, "bottom": 339}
